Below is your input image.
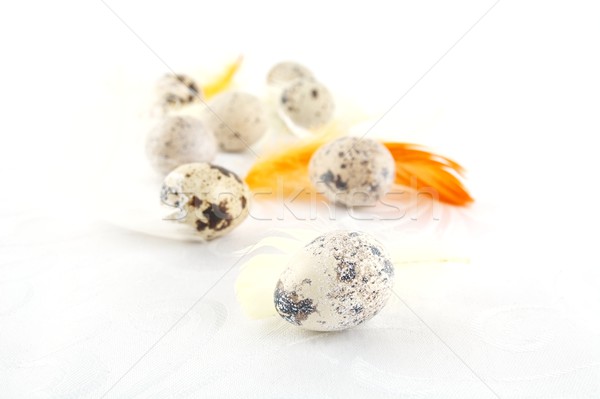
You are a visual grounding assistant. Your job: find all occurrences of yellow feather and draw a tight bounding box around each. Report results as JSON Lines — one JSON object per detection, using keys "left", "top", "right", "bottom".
{"left": 235, "top": 254, "right": 288, "bottom": 319}
{"left": 202, "top": 56, "right": 243, "bottom": 99}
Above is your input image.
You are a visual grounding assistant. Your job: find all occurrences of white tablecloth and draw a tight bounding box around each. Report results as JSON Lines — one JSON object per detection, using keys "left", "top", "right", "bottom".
{"left": 1, "top": 0, "right": 599, "bottom": 397}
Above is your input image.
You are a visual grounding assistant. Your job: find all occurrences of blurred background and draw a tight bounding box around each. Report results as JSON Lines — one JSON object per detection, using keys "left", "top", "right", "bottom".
{"left": 1, "top": 0, "right": 599, "bottom": 397}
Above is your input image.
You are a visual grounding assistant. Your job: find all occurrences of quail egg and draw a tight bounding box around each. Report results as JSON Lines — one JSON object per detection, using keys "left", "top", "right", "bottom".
{"left": 279, "top": 79, "right": 335, "bottom": 129}
{"left": 309, "top": 137, "right": 395, "bottom": 206}
{"left": 146, "top": 116, "right": 217, "bottom": 176}
{"left": 267, "top": 61, "right": 314, "bottom": 87}
{"left": 274, "top": 230, "right": 394, "bottom": 331}
{"left": 156, "top": 74, "right": 202, "bottom": 110}
{"left": 161, "top": 163, "right": 250, "bottom": 240}
{"left": 201, "top": 91, "right": 268, "bottom": 152}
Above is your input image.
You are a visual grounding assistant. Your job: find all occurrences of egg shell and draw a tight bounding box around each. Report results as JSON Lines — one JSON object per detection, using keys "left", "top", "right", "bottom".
{"left": 274, "top": 230, "right": 394, "bottom": 331}
{"left": 146, "top": 116, "right": 217, "bottom": 176}
{"left": 309, "top": 137, "right": 395, "bottom": 206}
{"left": 279, "top": 79, "right": 335, "bottom": 129}
{"left": 202, "top": 91, "right": 268, "bottom": 152}
{"left": 161, "top": 163, "right": 250, "bottom": 240}
{"left": 267, "top": 61, "right": 314, "bottom": 87}
{"left": 156, "top": 74, "right": 202, "bottom": 110}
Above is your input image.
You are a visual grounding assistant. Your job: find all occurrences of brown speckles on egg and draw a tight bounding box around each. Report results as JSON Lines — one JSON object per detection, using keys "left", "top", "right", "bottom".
{"left": 190, "top": 196, "right": 203, "bottom": 208}
{"left": 274, "top": 281, "right": 317, "bottom": 326}
{"left": 210, "top": 164, "right": 242, "bottom": 183}
{"left": 337, "top": 260, "right": 357, "bottom": 282}
{"left": 195, "top": 219, "right": 208, "bottom": 231}
{"left": 156, "top": 74, "right": 202, "bottom": 109}
{"left": 202, "top": 91, "right": 268, "bottom": 152}
{"left": 309, "top": 137, "right": 395, "bottom": 206}
{"left": 320, "top": 170, "right": 348, "bottom": 191}
{"left": 274, "top": 230, "right": 394, "bottom": 331}
{"left": 161, "top": 163, "right": 250, "bottom": 240}
{"left": 279, "top": 79, "right": 334, "bottom": 129}
{"left": 198, "top": 200, "right": 233, "bottom": 231}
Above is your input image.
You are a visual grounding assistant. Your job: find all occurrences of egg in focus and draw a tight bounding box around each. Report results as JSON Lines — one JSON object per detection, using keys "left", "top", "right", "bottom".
{"left": 274, "top": 230, "right": 395, "bottom": 331}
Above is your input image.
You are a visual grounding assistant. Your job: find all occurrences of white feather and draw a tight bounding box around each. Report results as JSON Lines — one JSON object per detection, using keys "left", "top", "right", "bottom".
{"left": 234, "top": 228, "right": 470, "bottom": 319}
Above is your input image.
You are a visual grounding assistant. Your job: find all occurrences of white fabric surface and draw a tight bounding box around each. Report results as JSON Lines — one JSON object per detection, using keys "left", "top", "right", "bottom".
{"left": 1, "top": 0, "right": 600, "bottom": 397}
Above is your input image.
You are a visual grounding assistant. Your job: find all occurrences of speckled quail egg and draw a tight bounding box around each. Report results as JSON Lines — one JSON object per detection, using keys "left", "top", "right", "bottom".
{"left": 201, "top": 91, "right": 268, "bottom": 152}
{"left": 161, "top": 163, "right": 250, "bottom": 240}
{"left": 279, "top": 79, "right": 335, "bottom": 130}
{"left": 267, "top": 61, "right": 314, "bottom": 87}
{"left": 146, "top": 116, "right": 218, "bottom": 176}
{"left": 309, "top": 137, "right": 395, "bottom": 206}
{"left": 274, "top": 230, "right": 394, "bottom": 331}
{"left": 156, "top": 74, "right": 202, "bottom": 110}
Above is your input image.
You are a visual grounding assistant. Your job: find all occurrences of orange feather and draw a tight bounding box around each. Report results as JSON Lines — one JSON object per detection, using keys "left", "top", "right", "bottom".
{"left": 245, "top": 139, "right": 321, "bottom": 198}
{"left": 384, "top": 142, "right": 473, "bottom": 206}
{"left": 245, "top": 138, "right": 473, "bottom": 207}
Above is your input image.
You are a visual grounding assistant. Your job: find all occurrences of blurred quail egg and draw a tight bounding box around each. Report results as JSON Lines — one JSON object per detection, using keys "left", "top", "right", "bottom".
{"left": 279, "top": 79, "right": 334, "bottom": 129}
{"left": 156, "top": 74, "right": 202, "bottom": 110}
{"left": 146, "top": 116, "right": 217, "bottom": 175}
{"left": 309, "top": 137, "right": 395, "bottom": 206}
{"left": 267, "top": 61, "right": 314, "bottom": 87}
{"left": 202, "top": 91, "right": 268, "bottom": 152}
{"left": 274, "top": 230, "right": 394, "bottom": 331}
{"left": 161, "top": 163, "right": 250, "bottom": 240}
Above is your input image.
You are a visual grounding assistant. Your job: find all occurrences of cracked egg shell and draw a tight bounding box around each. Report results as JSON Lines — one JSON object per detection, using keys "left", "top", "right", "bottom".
{"left": 146, "top": 116, "right": 217, "bottom": 176}
{"left": 156, "top": 74, "right": 202, "bottom": 110}
{"left": 279, "top": 79, "right": 334, "bottom": 130}
{"left": 202, "top": 91, "right": 268, "bottom": 152}
{"left": 267, "top": 61, "right": 314, "bottom": 87}
{"left": 274, "top": 230, "right": 394, "bottom": 331}
{"left": 161, "top": 163, "right": 250, "bottom": 240}
{"left": 309, "top": 137, "right": 395, "bottom": 206}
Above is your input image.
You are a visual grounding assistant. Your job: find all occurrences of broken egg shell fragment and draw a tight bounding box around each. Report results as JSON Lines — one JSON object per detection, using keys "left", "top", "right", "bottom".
{"left": 161, "top": 162, "right": 250, "bottom": 240}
